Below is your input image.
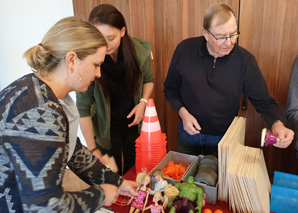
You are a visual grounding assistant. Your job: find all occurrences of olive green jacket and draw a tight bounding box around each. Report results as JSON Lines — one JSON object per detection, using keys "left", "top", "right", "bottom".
{"left": 76, "top": 38, "right": 154, "bottom": 150}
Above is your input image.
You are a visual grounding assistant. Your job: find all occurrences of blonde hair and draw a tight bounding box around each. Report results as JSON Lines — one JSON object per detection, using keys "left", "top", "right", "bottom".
{"left": 155, "top": 191, "right": 166, "bottom": 207}
{"left": 136, "top": 168, "right": 151, "bottom": 185}
{"left": 203, "top": 3, "right": 236, "bottom": 30}
{"left": 155, "top": 184, "right": 179, "bottom": 209}
{"left": 23, "top": 16, "right": 106, "bottom": 75}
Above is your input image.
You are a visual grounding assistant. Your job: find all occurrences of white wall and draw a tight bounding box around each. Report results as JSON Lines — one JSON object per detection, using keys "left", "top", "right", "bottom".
{"left": 0, "top": 0, "right": 86, "bottom": 146}
{"left": 0, "top": 0, "right": 73, "bottom": 89}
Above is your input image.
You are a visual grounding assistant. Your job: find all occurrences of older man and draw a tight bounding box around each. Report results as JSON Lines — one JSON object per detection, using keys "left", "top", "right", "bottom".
{"left": 164, "top": 3, "right": 294, "bottom": 157}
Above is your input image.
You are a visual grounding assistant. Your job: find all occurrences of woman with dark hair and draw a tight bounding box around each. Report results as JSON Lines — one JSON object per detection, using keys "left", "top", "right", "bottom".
{"left": 76, "top": 4, "right": 154, "bottom": 175}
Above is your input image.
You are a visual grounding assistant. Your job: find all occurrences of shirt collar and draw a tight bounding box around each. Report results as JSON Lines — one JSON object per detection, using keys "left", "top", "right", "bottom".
{"left": 199, "top": 36, "right": 236, "bottom": 57}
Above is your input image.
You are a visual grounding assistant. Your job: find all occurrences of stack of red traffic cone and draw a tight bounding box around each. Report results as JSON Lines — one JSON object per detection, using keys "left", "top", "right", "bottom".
{"left": 135, "top": 98, "right": 167, "bottom": 174}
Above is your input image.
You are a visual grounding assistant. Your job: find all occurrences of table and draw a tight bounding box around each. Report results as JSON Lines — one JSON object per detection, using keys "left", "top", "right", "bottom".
{"left": 107, "top": 166, "right": 232, "bottom": 213}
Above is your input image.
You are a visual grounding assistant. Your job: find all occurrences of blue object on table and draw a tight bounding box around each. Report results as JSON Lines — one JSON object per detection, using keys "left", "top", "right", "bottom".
{"left": 270, "top": 171, "right": 298, "bottom": 213}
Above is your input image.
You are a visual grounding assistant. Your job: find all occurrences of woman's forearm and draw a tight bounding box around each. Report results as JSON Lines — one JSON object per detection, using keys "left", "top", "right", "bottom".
{"left": 141, "top": 82, "right": 154, "bottom": 100}
{"left": 79, "top": 116, "right": 96, "bottom": 149}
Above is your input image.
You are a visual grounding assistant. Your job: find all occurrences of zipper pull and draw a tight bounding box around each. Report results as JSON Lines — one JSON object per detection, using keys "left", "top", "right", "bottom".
{"left": 213, "top": 58, "right": 217, "bottom": 69}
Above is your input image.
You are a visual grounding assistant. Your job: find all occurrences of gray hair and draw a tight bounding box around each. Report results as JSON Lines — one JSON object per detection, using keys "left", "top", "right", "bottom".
{"left": 203, "top": 3, "right": 236, "bottom": 30}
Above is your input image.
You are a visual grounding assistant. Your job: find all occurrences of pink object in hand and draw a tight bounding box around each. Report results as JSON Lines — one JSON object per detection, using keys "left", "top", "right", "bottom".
{"left": 261, "top": 128, "right": 280, "bottom": 147}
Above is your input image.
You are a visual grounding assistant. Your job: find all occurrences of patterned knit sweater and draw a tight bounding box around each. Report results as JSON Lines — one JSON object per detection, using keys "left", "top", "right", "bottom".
{"left": 0, "top": 73, "right": 123, "bottom": 212}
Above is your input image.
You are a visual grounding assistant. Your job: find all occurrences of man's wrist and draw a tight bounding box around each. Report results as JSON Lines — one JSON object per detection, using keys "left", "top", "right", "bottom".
{"left": 178, "top": 107, "right": 187, "bottom": 117}
{"left": 271, "top": 120, "right": 283, "bottom": 131}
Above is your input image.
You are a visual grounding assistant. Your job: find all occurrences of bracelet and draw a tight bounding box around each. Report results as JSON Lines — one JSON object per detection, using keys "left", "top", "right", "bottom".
{"left": 140, "top": 98, "right": 147, "bottom": 104}
{"left": 90, "top": 147, "right": 98, "bottom": 154}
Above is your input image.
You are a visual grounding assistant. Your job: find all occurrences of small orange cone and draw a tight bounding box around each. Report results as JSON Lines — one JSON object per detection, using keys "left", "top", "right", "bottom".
{"left": 135, "top": 98, "right": 167, "bottom": 174}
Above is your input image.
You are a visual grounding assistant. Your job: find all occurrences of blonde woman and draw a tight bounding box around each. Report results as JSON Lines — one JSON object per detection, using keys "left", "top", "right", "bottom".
{"left": 0, "top": 17, "right": 138, "bottom": 212}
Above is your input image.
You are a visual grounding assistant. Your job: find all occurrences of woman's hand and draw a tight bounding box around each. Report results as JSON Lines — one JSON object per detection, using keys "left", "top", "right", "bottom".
{"left": 99, "top": 184, "right": 119, "bottom": 206}
{"left": 92, "top": 148, "right": 109, "bottom": 166}
{"left": 118, "top": 180, "right": 139, "bottom": 197}
{"left": 127, "top": 101, "right": 146, "bottom": 127}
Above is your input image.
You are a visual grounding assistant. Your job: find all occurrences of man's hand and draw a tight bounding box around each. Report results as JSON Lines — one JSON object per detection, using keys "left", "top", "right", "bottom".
{"left": 179, "top": 107, "right": 201, "bottom": 135}
{"left": 271, "top": 121, "right": 294, "bottom": 148}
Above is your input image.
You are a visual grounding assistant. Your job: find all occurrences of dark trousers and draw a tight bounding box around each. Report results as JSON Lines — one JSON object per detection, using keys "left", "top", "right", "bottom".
{"left": 177, "top": 121, "right": 222, "bottom": 157}
{"left": 99, "top": 125, "right": 138, "bottom": 176}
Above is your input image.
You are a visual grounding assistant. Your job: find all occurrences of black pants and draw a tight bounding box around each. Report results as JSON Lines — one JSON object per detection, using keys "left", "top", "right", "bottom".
{"left": 98, "top": 125, "right": 138, "bottom": 176}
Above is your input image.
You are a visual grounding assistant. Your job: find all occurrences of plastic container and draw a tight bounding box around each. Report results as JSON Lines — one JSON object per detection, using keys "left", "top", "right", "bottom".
{"left": 149, "top": 151, "right": 198, "bottom": 189}
{"left": 270, "top": 171, "right": 298, "bottom": 213}
{"left": 183, "top": 155, "right": 218, "bottom": 204}
{"left": 273, "top": 171, "right": 298, "bottom": 190}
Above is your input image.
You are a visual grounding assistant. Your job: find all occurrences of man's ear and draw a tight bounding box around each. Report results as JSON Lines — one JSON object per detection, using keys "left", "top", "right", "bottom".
{"left": 65, "top": 51, "right": 77, "bottom": 72}
{"left": 202, "top": 28, "right": 209, "bottom": 42}
{"left": 120, "top": 27, "right": 126, "bottom": 37}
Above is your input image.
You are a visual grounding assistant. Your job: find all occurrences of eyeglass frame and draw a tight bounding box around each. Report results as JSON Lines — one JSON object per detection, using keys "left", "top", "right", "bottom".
{"left": 206, "top": 29, "right": 240, "bottom": 43}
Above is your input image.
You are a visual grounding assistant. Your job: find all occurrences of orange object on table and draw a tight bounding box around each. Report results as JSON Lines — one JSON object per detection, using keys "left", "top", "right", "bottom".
{"left": 162, "top": 161, "right": 189, "bottom": 180}
{"left": 114, "top": 195, "right": 130, "bottom": 206}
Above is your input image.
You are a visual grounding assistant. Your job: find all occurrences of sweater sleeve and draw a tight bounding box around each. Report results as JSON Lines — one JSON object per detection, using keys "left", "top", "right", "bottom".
{"left": 286, "top": 56, "right": 298, "bottom": 129}
{"left": 243, "top": 54, "right": 285, "bottom": 128}
{"left": 76, "top": 82, "right": 95, "bottom": 117}
{"left": 1, "top": 105, "right": 117, "bottom": 212}
{"left": 164, "top": 43, "right": 184, "bottom": 112}
{"left": 67, "top": 137, "right": 123, "bottom": 187}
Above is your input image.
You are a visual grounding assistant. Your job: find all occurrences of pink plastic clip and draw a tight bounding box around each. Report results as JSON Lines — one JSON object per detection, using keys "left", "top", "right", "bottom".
{"left": 261, "top": 128, "right": 280, "bottom": 147}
